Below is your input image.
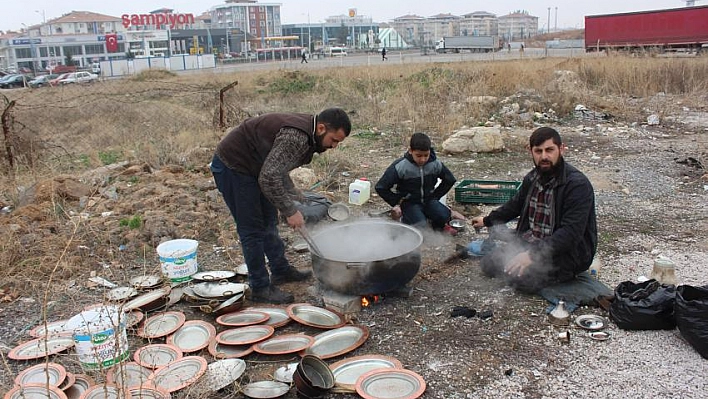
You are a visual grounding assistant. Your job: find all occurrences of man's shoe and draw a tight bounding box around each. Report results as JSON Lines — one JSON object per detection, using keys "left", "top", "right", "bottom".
{"left": 250, "top": 285, "right": 294, "bottom": 304}
{"left": 271, "top": 267, "right": 312, "bottom": 285}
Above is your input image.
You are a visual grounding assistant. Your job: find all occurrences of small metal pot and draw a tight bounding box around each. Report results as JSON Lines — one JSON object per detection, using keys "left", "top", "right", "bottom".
{"left": 294, "top": 355, "right": 334, "bottom": 398}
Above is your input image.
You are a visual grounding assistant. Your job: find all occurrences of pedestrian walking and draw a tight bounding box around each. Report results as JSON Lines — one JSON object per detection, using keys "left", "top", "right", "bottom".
{"left": 381, "top": 47, "right": 387, "bottom": 61}
{"left": 301, "top": 50, "right": 308, "bottom": 63}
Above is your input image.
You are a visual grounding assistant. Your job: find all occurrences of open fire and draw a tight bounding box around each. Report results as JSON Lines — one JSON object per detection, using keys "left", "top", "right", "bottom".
{"left": 361, "top": 294, "right": 384, "bottom": 307}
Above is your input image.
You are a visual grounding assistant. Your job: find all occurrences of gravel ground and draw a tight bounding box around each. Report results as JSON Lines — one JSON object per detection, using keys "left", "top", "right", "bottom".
{"left": 1, "top": 111, "right": 707, "bottom": 397}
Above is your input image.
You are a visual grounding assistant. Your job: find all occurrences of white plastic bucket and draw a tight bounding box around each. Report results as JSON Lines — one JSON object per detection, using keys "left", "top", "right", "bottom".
{"left": 66, "top": 306, "right": 129, "bottom": 370}
{"left": 157, "top": 239, "right": 199, "bottom": 283}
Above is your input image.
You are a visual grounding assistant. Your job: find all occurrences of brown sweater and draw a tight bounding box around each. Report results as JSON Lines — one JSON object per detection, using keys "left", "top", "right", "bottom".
{"left": 215, "top": 113, "right": 316, "bottom": 217}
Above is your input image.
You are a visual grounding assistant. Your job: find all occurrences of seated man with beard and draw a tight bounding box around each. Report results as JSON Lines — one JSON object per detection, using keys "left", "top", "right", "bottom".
{"left": 471, "top": 127, "right": 597, "bottom": 293}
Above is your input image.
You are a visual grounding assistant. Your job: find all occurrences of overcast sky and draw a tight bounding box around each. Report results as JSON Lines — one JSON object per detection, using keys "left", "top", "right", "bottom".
{"left": 2, "top": 0, "right": 691, "bottom": 33}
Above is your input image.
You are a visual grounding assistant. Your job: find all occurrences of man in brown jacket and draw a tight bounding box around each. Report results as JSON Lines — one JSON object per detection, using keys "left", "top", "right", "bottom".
{"left": 211, "top": 108, "right": 352, "bottom": 304}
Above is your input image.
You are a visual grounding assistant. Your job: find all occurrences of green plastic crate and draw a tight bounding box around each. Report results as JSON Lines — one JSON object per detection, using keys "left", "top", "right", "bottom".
{"left": 455, "top": 179, "right": 521, "bottom": 204}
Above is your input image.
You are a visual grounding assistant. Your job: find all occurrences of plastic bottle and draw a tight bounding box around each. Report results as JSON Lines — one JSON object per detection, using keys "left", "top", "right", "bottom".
{"left": 348, "top": 178, "right": 371, "bottom": 205}
{"left": 589, "top": 258, "right": 602, "bottom": 280}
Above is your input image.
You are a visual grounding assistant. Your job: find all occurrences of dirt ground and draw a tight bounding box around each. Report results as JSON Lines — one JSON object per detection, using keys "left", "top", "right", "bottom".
{"left": 0, "top": 105, "right": 707, "bottom": 397}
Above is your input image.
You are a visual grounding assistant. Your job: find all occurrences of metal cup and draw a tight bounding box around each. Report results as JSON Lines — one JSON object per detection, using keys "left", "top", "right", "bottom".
{"left": 558, "top": 330, "right": 571, "bottom": 344}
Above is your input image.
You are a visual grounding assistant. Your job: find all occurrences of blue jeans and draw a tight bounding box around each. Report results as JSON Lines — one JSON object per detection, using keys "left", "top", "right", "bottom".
{"left": 401, "top": 200, "right": 451, "bottom": 229}
{"left": 210, "top": 154, "right": 291, "bottom": 289}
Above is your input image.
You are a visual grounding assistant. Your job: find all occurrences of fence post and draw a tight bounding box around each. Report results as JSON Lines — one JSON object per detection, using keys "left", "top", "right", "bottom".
{"left": 1, "top": 99, "right": 17, "bottom": 173}
{"left": 219, "top": 81, "right": 239, "bottom": 130}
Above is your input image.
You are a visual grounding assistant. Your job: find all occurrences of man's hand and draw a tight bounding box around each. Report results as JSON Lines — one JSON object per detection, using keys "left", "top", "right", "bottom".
{"left": 391, "top": 205, "right": 402, "bottom": 220}
{"left": 471, "top": 216, "right": 485, "bottom": 228}
{"left": 504, "top": 251, "right": 532, "bottom": 277}
{"left": 287, "top": 211, "right": 306, "bottom": 229}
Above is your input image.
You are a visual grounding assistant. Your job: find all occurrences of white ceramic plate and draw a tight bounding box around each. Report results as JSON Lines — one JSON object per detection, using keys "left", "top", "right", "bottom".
{"left": 106, "top": 362, "right": 152, "bottom": 388}
{"left": 242, "top": 381, "right": 290, "bottom": 398}
{"left": 330, "top": 355, "right": 404, "bottom": 391}
{"left": 216, "top": 310, "right": 270, "bottom": 327}
{"left": 137, "top": 311, "right": 186, "bottom": 338}
{"left": 149, "top": 356, "right": 208, "bottom": 393}
{"left": 215, "top": 325, "right": 275, "bottom": 346}
{"left": 356, "top": 369, "right": 426, "bottom": 399}
{"left": 123, "top": 286, "right": 171, "bottom": 312}
{"left": 14, "top": 362, "right": 67, "bottom": 387}
{"left": 300, "top": 325, "right": 370, "bottom": 359}
{"left": 134, "top": 344, "right": 183, "bottom": 369}
{"left": 166, "top": 320, "right": 216, "bottom": 353}
{"left": 252, "top": 334, "right": 315, "bottom": 355}
{"left": 8, "top": 335, "right": 75, "bottom": 360}
{"left": 199, "top": 358, "right": 246, "bottom": 391}
{"left": 245, "top": 306, "right": 291, "bottom": 328}
{"left": 286, "top": 303, "right": 345, "bottom": 329}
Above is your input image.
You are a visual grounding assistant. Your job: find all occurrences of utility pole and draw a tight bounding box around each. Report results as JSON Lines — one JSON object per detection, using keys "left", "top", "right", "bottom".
{"left": 547, "top": 7, "right": 551, "bottom": 34}
{"left": 307, "top": 13, "right": 311, "bottom": 52}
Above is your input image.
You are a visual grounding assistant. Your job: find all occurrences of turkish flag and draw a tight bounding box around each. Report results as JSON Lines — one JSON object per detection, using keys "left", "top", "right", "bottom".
{"left": 105, "top": 33, "right": 118, "bottom": 53}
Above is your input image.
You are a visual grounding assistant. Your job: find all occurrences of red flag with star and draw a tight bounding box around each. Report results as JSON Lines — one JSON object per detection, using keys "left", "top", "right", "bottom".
{"left": 105, "top": 33, "right": 118, "bottom": 53}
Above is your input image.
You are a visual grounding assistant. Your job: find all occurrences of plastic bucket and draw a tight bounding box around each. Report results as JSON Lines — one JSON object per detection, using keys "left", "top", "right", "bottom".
{"left": 157, "top": 239, "right": 199, "bottom": 283}
{"left": 66, "top": 305, "right": 129, "bottom": 370}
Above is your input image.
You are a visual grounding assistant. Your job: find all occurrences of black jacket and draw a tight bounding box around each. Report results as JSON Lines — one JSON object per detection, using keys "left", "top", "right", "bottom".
{"left": 375, "top": 149, "right": 456, "bottom": 207}
{"left": 484, "top": 160, "right": 597, "bottom": 280}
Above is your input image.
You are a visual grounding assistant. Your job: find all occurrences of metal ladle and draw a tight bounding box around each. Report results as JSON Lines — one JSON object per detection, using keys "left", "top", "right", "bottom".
{"left": 296, "top": 226, "right": 324, "bottom": 257}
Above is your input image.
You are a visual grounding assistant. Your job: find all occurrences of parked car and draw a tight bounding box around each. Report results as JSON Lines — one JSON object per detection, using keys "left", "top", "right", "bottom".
{"left": 0, "top": 74, "right": 30, "bottom": 89}
{"left": 59, "top": 72, "right": 99, "bottom": 85}
{"left": 49, "top": 73, "right": 72, "bottom": 86}
{"left": 28, "top": 74, "right": 58, "bottom": 88}
{"left": 47, "top": 64, "right": 77, "bottom": 74}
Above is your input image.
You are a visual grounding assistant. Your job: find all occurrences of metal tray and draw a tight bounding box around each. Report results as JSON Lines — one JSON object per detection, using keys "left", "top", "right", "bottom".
{"left": 166, "top": 320, "right": 216, "bottom": 353}
{"left": 137, "top": 311, "right": 186, "bottom": 339}
{"left": 106, "top": 362, "right": 152, "bottom": 388}
{"left": 215, "top": 325, "right": 275, "bottom": 346}
{"left": 197, "top": 358, "right": 247, "bottom": 392}
{"left": 286, "top": 303, "right": 346, "bottom": 329}
{"left": 356, "top": 369, "right": 426, "bottom": 399}
{"left": 575, "top": 315, "right": 607, "bottom": 331}
{"left": 216, "top": 310, "right": 270, "bottom": 327}
{"left": 245, "top": 306, "right": 291, "bottom": 328}
{"left": 122, "top": 286, "right": 171, "bottom": 312}
{"left": 330, "top": 354, "right": 403, "bottom": 391}
{"left": 208, "top": 339, "right": 254, "bottom": 359}
{"left": 149, "top": 356, "right": 208, "bottom": 393}
{"left": 191, "top": 281, "right": 248, "bottom": 299}
{"left": 8, "top": 336, "right": 75, "bottom": 360}
{"left": 252, "top": 334, "right": 315, "bottom": 355}
{"left": 134, "top": 344, "right": 183, "bottom": 369}
{"left": 191, "top": 270, "right": 237, "bottom": 281}
{"left": 299, "top": 325, "right": 370, "bottom": 359}
{"left": 14, "top": 362, "right": 67, "bottom": 387}
{"left": 242, "top": 381, "right": 290, "bottom": 398}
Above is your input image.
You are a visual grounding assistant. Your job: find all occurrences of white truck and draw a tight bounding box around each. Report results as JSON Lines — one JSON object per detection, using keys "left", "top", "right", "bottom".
{"left": 435, "top": 35, "right": 500, "bottom": 53}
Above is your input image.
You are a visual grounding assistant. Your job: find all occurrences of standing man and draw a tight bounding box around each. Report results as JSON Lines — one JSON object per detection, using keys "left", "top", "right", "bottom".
{"left": 211, "top": 108, "right": 352, "bottom": 304}
{"left": 381, "top": 47, "right": 387, "bottom": 61}
{"left": 471, "top": 127, "right": 597, "bottom": 293}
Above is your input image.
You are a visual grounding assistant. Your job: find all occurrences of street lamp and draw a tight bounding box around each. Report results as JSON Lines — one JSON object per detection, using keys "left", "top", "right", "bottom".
{"left": 35, "top": 10, "right": 46, "bottom": 35}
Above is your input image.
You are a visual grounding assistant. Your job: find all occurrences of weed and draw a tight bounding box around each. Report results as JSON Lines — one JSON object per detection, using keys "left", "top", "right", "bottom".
{"left": 119, "top": 215, "right": 142, "bottom": 229}
{"left": 98, "top": 150, "right": 121, "bottom": 165}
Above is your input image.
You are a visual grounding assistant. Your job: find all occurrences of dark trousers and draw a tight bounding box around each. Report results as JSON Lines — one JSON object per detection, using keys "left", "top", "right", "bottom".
{"left": 210, "top": 154, "right": 291, "bottom": 289}
{"left": 401, "top": 200, "right": 451, "bottom": 230}
{"left": 479, "top": 228, "right": 564, "bottom": 293}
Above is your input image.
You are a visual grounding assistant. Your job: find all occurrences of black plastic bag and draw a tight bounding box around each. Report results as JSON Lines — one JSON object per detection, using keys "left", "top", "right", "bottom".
{"left": 675, "top": 285, "right": 708, "bottom": 359}
{"left": 609, "top": 279, "right": 676, "bottom": 330}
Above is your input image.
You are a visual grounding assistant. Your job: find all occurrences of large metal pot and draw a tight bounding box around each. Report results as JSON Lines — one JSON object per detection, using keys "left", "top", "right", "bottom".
{"left": 310, "top": 220, "right": 423, "bottom": 295}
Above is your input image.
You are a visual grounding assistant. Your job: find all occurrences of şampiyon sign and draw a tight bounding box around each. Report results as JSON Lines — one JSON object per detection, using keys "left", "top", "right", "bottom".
{"left": 122, "top": 13, "right": 195, "bottom": 29}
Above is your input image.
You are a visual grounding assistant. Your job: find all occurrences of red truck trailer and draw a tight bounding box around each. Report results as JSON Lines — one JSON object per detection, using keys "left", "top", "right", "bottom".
{"left": 585, "top": 6, "right": 708, "bottom": 52}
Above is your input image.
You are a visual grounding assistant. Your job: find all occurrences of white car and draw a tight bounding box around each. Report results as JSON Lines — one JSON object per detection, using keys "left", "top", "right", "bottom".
{"left": 60, "top": 71, "right": 99, "bottom": 84}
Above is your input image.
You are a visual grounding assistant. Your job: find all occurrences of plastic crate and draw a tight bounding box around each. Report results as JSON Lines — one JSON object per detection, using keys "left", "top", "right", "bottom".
{"left": 455, "top": 179, "right": 521, "bottom": 204}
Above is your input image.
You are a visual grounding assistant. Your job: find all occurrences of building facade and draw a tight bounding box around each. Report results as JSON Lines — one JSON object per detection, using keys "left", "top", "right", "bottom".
{"left": 498, "top": 11, "right": 539, "bottom": 41}
{"left": 208, "top": 0, "right": 282, "bottom": 52}
{"left": 460, "top": 11, "right": 499, "bottom": 37}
